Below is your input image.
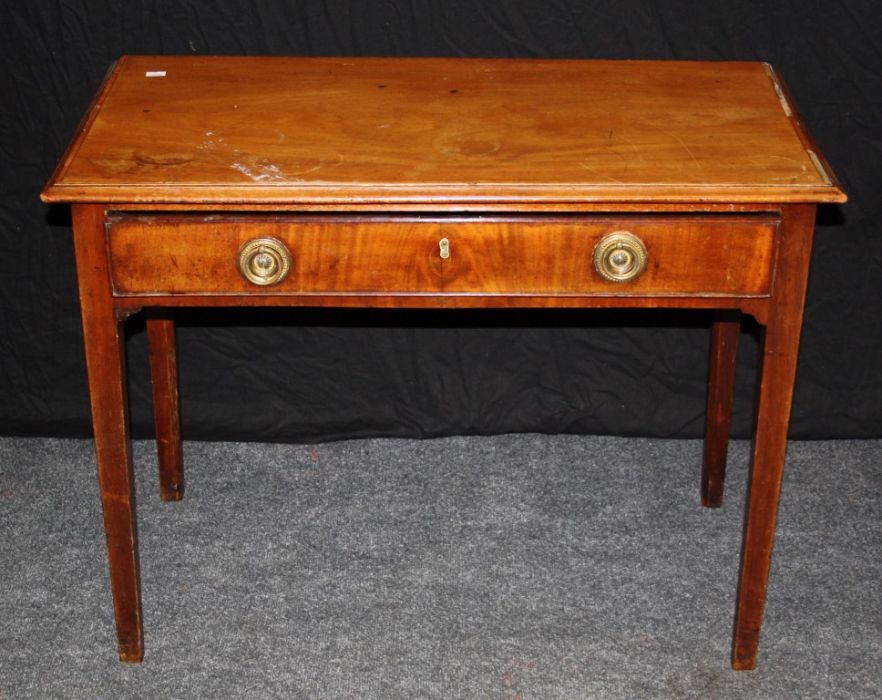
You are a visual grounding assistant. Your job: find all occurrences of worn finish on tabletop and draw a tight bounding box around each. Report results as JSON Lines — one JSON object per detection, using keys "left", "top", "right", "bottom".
{"left": 42, "top": 56, "right": 845, "bottom": 669}
{"left": 43, "top": 56, "right": 844, "bottom": 205}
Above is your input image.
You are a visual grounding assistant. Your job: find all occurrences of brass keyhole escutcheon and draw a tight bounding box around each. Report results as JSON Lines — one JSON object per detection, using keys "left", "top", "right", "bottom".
{"left": 439, "top": 237, "right": 451, "bottom": 259}
{"left": 593, "top": 231, "right": 648, "bottom": 283}
{"left": 237, "top": 237, "right": 292, "bottom": 286}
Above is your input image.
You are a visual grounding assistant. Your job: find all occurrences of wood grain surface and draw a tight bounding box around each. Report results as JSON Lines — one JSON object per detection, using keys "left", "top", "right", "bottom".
{"left": 42, "top": 56, "right": 845, "bottom": 205}
{"left": 106, "top": 214, "right": 778, "bottom": 297}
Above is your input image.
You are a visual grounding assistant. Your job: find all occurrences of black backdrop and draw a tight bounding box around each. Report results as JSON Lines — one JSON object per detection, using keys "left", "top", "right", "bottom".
{"left": 1, "top": 1, "right": 880, "bottom": 442}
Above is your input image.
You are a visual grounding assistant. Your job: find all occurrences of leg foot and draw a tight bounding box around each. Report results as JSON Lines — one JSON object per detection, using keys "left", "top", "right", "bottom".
{"left": 731, "top": 204, "right": 816, "bottom": 670}
{"left": 147, "top": 311, "right": 184, "bottom": 501}
{"left": 702, "top": 312, "right": 740, "bottom": 508}
{"left": 73, "top": 204, "right": 144, "bottom": 662}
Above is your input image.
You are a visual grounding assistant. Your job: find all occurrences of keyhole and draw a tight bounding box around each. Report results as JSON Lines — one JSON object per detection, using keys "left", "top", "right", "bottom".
{"left": 439, "top": 237, "right": 450, "bottom": 259}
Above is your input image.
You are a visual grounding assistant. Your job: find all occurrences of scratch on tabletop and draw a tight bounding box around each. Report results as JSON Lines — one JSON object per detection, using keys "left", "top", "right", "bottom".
{"left": 578, "top": 162, "right": 626, "bottom": 184}
{"left": 674, "top": 135, "right": 703, "bottom": 169}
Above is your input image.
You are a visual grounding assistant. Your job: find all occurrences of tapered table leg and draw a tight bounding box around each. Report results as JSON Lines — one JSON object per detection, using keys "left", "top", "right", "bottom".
{"left": 72, "top": 204, "right": 143, "bottom": 662}
{"left": 702, "top": 311, "right": 741, "bottom": 507}
{"left": 147, "top": 311, "right": 184, "bottom": 501}
{"left": 732, "top": 204, "right": 816, "bottom": 670}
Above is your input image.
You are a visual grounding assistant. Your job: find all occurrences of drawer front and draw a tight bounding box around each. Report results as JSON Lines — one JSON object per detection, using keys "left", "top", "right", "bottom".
{"left": 107, "top": 215, "right": 778, "bottom": 297}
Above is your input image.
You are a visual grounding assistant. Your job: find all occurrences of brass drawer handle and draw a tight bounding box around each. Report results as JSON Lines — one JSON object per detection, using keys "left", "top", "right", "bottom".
{"left": 593, "top": 231, "right": 648, "bottom": 283}
{"left": 237, "top": 238, "right": 292, "bottom": 286}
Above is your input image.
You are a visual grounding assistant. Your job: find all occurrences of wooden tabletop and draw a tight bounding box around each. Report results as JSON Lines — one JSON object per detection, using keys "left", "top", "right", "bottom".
{"left": 42, "top": 56, "right": 845, "bottom": 205}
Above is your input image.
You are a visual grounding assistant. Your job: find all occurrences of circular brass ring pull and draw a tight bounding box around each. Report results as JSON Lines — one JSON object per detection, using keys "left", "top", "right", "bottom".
{"left": 237, "top": 238, "right": 292, "bottom": 286}
{"left": 593, "top": 231, "right": 648, "bottom": 283}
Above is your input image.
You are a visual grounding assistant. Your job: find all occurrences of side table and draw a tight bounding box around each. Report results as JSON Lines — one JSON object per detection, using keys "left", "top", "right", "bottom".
{"left": 42, "top": 56, "right": 846, "bottom": 668}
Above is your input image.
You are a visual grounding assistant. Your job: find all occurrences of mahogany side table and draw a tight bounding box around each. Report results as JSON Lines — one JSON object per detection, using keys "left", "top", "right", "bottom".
{"left": 42, "top": 56, "right": 845, "bottom": 668}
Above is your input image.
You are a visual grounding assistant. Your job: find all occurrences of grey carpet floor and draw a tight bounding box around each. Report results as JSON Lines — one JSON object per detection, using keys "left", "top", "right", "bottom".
{"left": 0, "top": 435, "right": 879, "bottom": 699}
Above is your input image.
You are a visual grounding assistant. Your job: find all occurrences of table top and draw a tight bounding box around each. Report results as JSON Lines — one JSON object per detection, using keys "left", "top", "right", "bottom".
{"left": 42, "top": 56, "right": 845, "bottom": 206}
